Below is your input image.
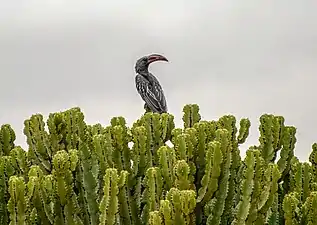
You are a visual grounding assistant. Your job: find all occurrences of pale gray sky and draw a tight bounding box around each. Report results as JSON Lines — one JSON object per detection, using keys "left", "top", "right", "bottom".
{"left": 0, "top": 0, "right": 316, "bottom": 161}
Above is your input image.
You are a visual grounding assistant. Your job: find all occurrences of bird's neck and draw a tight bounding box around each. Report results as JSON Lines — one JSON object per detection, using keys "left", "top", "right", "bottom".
{"left": 138, "top": 69, "right": 150, "bottom": 77}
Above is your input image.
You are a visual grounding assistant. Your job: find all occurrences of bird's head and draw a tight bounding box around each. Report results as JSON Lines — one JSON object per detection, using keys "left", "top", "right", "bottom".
{"left": 135, "top": 53, "right": 168, "bottom": 74}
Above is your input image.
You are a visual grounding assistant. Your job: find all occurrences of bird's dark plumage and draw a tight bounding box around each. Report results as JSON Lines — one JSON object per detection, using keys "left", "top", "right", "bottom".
{"left": 135, "top": 54, "right": 168, "bottom": 113}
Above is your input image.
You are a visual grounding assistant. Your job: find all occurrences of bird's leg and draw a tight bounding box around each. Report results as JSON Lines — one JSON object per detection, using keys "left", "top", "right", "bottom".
{"left": 144, "top": 103, "right": 151, "bottom": 113}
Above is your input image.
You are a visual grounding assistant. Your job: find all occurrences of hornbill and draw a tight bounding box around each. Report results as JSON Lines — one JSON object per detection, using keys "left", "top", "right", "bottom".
{"left": 135, "top": 53, "right": 168, "bottom": 114}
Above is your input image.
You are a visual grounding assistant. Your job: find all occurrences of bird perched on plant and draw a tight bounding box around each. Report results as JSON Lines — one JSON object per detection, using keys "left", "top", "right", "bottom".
{"left": 135, "top": 53, "right": 168, "bottom": 114}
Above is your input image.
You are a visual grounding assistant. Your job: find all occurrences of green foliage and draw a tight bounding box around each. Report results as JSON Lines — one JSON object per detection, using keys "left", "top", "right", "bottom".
{"left": 0, "top": 104, "right": 316, "bottom": 225}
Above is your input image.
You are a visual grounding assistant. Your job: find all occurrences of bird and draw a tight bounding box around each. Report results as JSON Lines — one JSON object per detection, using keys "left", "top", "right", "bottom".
{"left": 135, "top": 53, "right": 168, "bottom": 114}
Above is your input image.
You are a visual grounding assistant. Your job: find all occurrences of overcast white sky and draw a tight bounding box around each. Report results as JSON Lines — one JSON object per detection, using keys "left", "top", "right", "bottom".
{"left": 0, "top": 0, "right": 316, "bottom": 161}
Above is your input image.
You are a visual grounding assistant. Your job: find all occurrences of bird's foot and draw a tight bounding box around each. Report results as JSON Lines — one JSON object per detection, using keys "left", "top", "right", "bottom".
{"left": 144, "top": 104, "right": 151, "bottom": 114}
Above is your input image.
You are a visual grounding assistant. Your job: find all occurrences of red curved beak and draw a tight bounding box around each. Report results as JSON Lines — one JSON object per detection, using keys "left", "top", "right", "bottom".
{"left": 147, "top": 54, "right": 168, "bottom": 64}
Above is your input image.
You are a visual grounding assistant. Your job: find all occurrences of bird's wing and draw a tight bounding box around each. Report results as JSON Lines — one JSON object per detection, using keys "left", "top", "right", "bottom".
{"left": 135, "top": 74, "right": 167, "bottom": 113}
